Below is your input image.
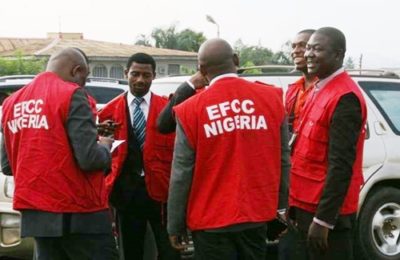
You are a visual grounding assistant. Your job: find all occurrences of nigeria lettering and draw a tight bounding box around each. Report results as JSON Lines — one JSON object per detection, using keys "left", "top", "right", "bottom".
{"left": 7, "top": 99, "right": 49, "bottom": 134}
{"left": 204, "top": 99, "right": 267, "bottom": 138}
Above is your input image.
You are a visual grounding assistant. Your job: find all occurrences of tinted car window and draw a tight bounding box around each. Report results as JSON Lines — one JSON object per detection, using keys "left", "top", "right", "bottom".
{"left": 85, "top": 86, "right": 125, "bottom": 104}
{"left": 359, "top": 81, "right": 400, "bottom": 135}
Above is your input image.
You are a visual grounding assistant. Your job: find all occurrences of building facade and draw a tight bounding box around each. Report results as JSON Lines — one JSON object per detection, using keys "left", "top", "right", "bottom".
{"left": 0, "top": 32, "right": 198, "bottom": 79}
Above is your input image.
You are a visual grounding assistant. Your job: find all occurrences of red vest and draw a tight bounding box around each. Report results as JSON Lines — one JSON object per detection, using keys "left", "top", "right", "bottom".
{"left": 98, "top": 93, "right": 175, "bottom": 202}
{"left": 1, "top": 72, "right": 108, "bottom": 212}
{"left": 174, "top": 77, "right": 285, "bottom": 230}
{"left": 285, "top": 77, "right": 304, "bottom": 116}
{"left": 289, "top": 72, "right": 367, "bottom": 214}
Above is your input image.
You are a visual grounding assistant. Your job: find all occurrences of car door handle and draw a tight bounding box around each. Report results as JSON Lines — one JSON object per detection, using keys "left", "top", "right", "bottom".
{"left": 374, "top": 121, "right": 387, "bottom": 135}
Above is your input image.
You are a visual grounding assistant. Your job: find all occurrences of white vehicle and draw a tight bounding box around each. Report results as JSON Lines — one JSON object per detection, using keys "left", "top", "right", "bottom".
{"left": 151, "top": 68, "right": 400, "bottom": 260}
{"left": 1, "top": 68, "right": 400, "bottom": 260}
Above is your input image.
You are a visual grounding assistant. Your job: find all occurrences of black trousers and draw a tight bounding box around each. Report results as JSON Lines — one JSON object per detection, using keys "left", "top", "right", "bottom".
{"left": 34, "top": 233, "right": 118, "bottom": 260}
{"left": 116, "top": 178, "right": 180, "bottom": 260}
{"left": 283, "top": 208, "right": 356, "bottom": 260}
{"left": 191, "top": 226, "right": 267, "bottom": 260}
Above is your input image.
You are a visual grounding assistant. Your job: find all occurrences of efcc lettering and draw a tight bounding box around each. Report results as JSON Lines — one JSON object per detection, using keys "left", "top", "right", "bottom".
{"left": 204, "top": 99, "right": 267, "bottom": 138}
{"left": 7, "top": 99, "right": 49, "bottom": 134}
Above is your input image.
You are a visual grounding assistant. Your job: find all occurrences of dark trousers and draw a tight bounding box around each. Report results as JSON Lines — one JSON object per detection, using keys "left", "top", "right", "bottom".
{"left": 285, "top": 208, "right": 356, "bottom": 260}
{"left": 191, "top": 226, "right": 267, "bottom": 260}
{"left": 116, "top": 178, "right": 180, "bottom": 260}
{"left": 34, "top": 233, "right": 118, "bottom": 260}
{"left": 291, "top": 227, "right": 354, "bottom": 260}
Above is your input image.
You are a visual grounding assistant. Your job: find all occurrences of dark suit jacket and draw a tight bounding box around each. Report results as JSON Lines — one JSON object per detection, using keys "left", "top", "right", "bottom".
{"left": 291, "top": 93, "right": 362, "bottom": 230}
{"left": 157, "top": 82, "right": 196, "bottom": 134}
{"left": 109, "top": 96, "right": 145, "bottom": 211}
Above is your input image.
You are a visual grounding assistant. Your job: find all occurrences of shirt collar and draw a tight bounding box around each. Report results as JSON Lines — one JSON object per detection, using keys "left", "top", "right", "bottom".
{"left": 315, "top": 67, "right": 345, "bottom": 92}
{"left": 209, "top": 73, "right": 238, "bottom": 86}
{"left": 127, "top": 90, "right": 151, "bottom": 106}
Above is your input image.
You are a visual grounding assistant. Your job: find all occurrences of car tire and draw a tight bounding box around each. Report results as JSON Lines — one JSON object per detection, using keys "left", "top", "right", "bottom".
{"left": 356, "top": 187, "right": 400, "bottom": 260}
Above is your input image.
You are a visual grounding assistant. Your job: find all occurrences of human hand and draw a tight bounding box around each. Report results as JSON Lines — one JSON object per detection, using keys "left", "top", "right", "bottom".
{"left": 97, "top": 120, "right": 121, "bottom": 137}
{"left": 98, "top": 136, "right": 114, "bottom": 149}
{"left": 307, "top": 221, "right": 329, "bottom": 253}
{"left": 169, "top": 233, "right": 190, "bottom": 251}
{"left": 189, "top": 71, "right": 208, "bottom": 89}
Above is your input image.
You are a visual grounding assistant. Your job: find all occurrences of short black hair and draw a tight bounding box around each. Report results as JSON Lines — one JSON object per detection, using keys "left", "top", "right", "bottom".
{"left": 126, "top": 53, "right": 156, "bottom": 73}
{"left": 298, "top": 29, "right": 316, "bottom": 35}
{"left": 316, "top": 27, "right": 346, "bottom": 54}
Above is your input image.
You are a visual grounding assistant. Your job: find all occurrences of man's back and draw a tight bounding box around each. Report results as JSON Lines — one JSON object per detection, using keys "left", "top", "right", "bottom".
{"left": 174, "top": 76, "right": 285, "bottom": 230}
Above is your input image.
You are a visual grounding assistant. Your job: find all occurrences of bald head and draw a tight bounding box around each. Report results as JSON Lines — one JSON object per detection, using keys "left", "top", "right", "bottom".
{"left": 198, "top": 38, "right": 238, "bottom": 80}
{"left": 46, "top": 47, "right": 89, "bottom": 87}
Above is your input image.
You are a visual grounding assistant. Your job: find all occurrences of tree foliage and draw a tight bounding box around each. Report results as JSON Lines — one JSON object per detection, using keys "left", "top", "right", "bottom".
{"left": 137, "top": 25, "right": 206, "bottom": 52}
{"left": 0, "top": 51, "right": 46, "bottom": 76}
{"left": 344, "top": 57, "right": 355, "bottom": 69}
{"left": 134, "top": 34, "right": 152, "bottom": 47}
{"left": 234, "top": 39, "right": 273, "bottom": 66}
{"left": 234, "top": 39, "right": 292, "bottom": 67}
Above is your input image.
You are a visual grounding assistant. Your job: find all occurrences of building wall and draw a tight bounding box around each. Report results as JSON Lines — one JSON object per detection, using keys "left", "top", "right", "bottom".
{"left": 89, "top": 58, "right": 197, "bottom": 79}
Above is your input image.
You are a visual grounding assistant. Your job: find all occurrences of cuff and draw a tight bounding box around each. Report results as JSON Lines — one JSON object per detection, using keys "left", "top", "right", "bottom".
{"left": 313, "top": 217, "right": 334, "bottom": 230}
{"left": 186, "top": 80, "right": 195, "bottom": 89}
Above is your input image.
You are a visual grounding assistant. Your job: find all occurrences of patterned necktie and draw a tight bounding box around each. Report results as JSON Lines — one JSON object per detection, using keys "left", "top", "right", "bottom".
{"left": 133, "top": 97, "right": 146, "bottom": 150}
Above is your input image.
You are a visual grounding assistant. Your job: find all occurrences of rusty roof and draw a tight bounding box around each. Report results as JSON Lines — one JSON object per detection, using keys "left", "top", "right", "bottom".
{"left": 0, "top": 37, "right": 197, "bottom": 58}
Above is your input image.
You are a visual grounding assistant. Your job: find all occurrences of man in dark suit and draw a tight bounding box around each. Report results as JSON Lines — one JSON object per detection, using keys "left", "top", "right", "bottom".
{"left": 288, "top": 27, "right": 367, "bottom": 260}
{"left": 98, "top": 53, "right": 180, "bottom": 260}
{"left": 157, "top": 71, "right": 208, "bottom": 134}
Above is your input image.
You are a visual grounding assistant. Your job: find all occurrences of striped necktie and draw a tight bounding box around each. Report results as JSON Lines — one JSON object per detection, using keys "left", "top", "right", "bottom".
{"left": 133, "top": 97, "right": 146, "bottom": 150}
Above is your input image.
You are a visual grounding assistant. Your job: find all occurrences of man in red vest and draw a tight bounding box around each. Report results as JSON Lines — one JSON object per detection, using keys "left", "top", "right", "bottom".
{"left": 288, "top": 27, "right": 367, "bottom": 260}
{"left": 1, "top": 48, "right": 118, "bottom": 259}
{"left": 167, "top": 38, "right": 290, "bottom": 259}
{"left": 285, "top": 29, "right": 317, "bottom": 133}
{"left": 279, "top": 29, "right": 318, "bottom": 260}
{"left": 98, "top": 53, "right": 180, "bottom": 260}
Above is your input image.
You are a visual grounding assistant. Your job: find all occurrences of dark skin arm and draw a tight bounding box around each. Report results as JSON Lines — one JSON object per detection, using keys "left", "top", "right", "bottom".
{"left": 157, "top": 72, "right": 207, "bottom": 133}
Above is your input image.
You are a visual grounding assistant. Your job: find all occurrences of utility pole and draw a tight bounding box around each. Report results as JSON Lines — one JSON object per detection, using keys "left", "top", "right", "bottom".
{"left": 206, "top": 15, "right": 220, "bottom": 38}
{"left": 359, "top": 54, "right": 363, "bottom": 74}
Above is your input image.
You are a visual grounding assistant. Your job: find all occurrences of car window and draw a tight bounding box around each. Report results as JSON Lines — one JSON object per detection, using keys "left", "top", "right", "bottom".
{"left": 85, "top": 86, "right": 125, "bottom": 104}
{"left": 0, "top": 85, "right": 24, "bottom": 94}
{"left": 359, "top": 81, "right": 400, "bottom": 135}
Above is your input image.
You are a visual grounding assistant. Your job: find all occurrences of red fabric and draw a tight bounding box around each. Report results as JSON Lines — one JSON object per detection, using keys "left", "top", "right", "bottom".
{"left": 174, "top": 77, "right": 285, "bottom": 230}
{"left": 98, "top": 93, "right": 175, "bottom": 202}
{"left": 289, "top": 72, "right": 367, "bottom": 214}
{"left": 285, "top": 76, "right": 316, "bottom": 130}
{"left": 1, "top": 72, "right": 108, "bottom": 212}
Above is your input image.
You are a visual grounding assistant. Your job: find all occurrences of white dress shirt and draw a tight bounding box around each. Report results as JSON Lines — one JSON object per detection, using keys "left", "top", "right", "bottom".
{"left": 126, "top": 90, "right": 151, "bottom": 176}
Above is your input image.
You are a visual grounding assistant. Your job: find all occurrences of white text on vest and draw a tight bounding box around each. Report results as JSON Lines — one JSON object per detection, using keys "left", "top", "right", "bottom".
{"left": 204, "top": 99, "right": 267, "bottom": 138}
{"left": 7, "top": 99, "right": 49, "bottom": 134}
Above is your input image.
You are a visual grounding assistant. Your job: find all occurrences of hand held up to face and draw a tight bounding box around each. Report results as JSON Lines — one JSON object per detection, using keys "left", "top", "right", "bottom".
{"left": 189, "top": 71, "right": 209, "bottom": 90}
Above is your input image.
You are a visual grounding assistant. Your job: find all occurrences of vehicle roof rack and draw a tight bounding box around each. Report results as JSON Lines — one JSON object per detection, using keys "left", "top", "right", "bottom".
{"left": 346, "top": 69, "right": 400, "bottom": 78}
{"left": 237, "top": 65, "right": 296, "bottom": 74}
{"left": 86, "top": 77, "right": 128, "bottom": 85}
{"left": 0, "top": 75, "right": 35, "bottom": 82}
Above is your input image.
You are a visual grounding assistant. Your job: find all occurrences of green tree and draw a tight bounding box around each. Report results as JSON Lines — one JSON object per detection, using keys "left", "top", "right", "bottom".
{"left": 147, "top": 25, "right": 206, "bottom": 52}
{"left": 0, "top": 51, "right": 46, "bottom": 76}
{"left": 151, "top": 25, "right": 179, "bottom": 49}
{"left": 176, "top": 29, "right": 206, "bottom": 52}
{"left": 235, "top": 44, "right": 274, "bottom": 66}
{"left": 271, "top": 40, "right": 292, "bottom": 65}
{"left": 134, "top": 34, "right": 152, "bottom": 47}
{"left": 345, "top": 57, "right": 355, "bottom": 69}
